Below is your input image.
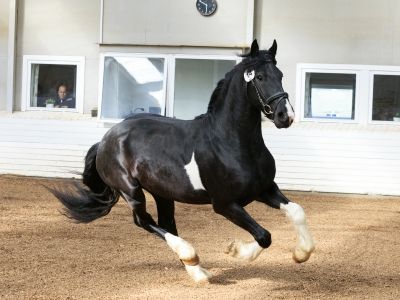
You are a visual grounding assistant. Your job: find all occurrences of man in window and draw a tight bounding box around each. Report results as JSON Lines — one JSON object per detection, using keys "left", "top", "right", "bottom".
{"left": 55, "top": 84, "right": 75, "bottom": 108}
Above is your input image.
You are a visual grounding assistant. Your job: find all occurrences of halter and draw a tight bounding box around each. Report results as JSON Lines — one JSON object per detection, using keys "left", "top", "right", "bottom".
{"left": 250, "top": 80, "right": 289, "bottom": 119}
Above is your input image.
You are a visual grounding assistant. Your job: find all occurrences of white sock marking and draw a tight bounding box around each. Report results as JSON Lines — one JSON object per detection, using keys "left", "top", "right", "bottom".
{"left": 165, "top": 233, "right": 212, "bottom": 282}
{"left": 280, "top": 202, "right": 315, "bottom": 255}
{"left": 165, "top": 233, "right": 196, "bottom": 261}
{"left": 184, "top": 153, "right": 205, "bottom": 190}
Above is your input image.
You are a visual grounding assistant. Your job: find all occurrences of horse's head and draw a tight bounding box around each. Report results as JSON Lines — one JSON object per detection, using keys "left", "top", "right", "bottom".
{"left": 243, "top": 39, "right": 294, "bottom": 129}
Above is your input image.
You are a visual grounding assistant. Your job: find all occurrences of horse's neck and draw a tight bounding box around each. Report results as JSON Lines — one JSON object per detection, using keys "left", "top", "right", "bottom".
{"left": 208, "top": 80, "right": 263, "bottom": 145}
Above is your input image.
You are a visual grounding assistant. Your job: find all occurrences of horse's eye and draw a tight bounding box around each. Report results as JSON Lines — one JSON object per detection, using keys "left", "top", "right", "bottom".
{"left": 256, "top": 75, "right": 263, "bottom": 81}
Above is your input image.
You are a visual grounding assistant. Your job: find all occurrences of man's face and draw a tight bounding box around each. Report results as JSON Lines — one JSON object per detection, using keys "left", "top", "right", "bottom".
{"left": 58, "top": 86, "right": 67, "bottom": 100}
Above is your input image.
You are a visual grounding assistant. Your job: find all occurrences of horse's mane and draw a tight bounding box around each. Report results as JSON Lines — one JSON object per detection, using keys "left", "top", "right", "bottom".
{"left": 194, "top": 73, "right": 232, "bottom": 119}
{"left": 206, "top": 78, "right": 228, "bottom": 114}
{"left": 195, "top": 50, "right": 275, "bottom": 119}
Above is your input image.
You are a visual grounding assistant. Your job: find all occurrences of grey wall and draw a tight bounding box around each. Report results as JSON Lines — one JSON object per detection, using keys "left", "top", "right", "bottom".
{"left": 10, "top": 0, "right": 252, "bottom": 114}
{"left": 0, "top": 0, "right": 9, "bottom": 110}
{"left": 255, "top": 0, "right": 400, "bottom": 108}
{"left": 102, "top": 0, "right": 252, "bottom": 47}
{"left": 10, "top": 0, "right": 400, "bottom": 115}
{"left": 15, "top": 0, "right": 101, "bottom": 112}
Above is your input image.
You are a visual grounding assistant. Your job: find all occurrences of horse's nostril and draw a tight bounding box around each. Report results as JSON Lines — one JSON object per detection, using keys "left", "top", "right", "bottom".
{"left": 278, "top": 112, "right": 285, "bottom": 119}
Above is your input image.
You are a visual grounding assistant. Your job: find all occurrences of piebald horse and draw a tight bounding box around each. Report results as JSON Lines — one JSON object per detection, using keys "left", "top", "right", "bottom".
{"left": 52, "top": 40, "right": 315, "bottom": 283}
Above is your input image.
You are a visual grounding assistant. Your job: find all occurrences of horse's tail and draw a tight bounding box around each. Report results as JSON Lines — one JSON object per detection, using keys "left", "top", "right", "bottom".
{"left": 50, "top": 142, "right": 119, "bottom": 223}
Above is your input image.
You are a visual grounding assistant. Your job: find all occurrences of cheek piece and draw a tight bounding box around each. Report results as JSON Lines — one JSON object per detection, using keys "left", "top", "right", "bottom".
{"left": 244, "top": 70, "right": 289, "bottom": 119}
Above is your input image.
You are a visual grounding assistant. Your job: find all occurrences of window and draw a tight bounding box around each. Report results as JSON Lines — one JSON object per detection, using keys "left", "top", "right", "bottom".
{"left": 173, "top": 58, "right": 236, "bottom": 119}
{"left": 298, "top": 64, "right": 400, "bottom": 125}
{"left": 100, "top": 55, "right": 166, "bottom": 119}
{"left": 371, "top": 74, "right": 400, "bottom": 122}
{"left": 302, "top": 71, "right": 357, "bottom": 121}
{"left": 22, "top": 56, "right": 84, "bottom": 112}
{"left": 99, "top": 54, "right": 239, "bottom": 120}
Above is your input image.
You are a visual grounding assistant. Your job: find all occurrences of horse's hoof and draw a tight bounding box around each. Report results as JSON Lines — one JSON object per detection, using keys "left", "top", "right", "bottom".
{"left": 224, "top": 239, "right": 263, "bottom": 262}
{"left": 185, "top": 264, "right": 212, "bottom": 283}
{"left": 292, "top": 246, "right": 314, "bottom": 263}
{"left": 224, "top": 240, "right": 238, "bottom": 256}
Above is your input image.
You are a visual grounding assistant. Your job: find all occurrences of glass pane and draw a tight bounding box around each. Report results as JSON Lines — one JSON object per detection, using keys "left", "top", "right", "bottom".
{"left": 174, "top": 59, "right": 236, "bottom": 120}
{"left": 101, "top": 56, "right": 165, "bottom": 119}
{"left": 304, "top": 73, "right": 356, "bottom": 119}
{"left": 30, "top": 64, "right": 77, "bottom": 109}
{"left": 372, "top": 74, "right": 400, "bottom": 121}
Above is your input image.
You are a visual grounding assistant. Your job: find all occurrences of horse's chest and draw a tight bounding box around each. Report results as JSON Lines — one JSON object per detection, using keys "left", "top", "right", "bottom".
{"left": 199, "top": 151, "right": 274, "bottom": 199}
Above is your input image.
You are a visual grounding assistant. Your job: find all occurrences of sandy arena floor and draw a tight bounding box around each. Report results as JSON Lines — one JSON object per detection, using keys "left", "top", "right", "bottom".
{"left": 0, "top": 175, "right": 399, "bottom": 299}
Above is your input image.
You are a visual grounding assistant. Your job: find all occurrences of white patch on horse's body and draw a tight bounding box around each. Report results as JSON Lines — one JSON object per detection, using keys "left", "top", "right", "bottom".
{"left": 280, "top": 202, "right": 315, "bottom": 262}
{"left": 184, "top": 153, "right": 206, "bottom": 190}
{"left": 286, "top": 99, "right": 295, "bottom": 123}
{"left": 225, "top": 239, "right": 264, "bottom": 262}
{"left": 165, "top": 233, "right": 211, "bottom": 282}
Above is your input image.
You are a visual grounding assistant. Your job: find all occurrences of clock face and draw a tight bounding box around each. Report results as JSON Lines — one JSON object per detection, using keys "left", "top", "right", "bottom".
{"left": 196, "top": 0, "right": 217, "bottom": 16}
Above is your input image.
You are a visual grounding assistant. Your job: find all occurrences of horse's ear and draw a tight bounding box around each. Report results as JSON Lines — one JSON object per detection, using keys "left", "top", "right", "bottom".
{"left": 250, "top": 39, "right": 259, "bottom": 57}
{"left": 268, "top": 39, "right": 277, "bottom": 58}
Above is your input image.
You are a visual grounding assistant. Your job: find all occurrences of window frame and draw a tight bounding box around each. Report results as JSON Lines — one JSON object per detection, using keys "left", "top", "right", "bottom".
{"left": 98, "top": 52, "right": 168, "bottom": 122}
{"left": 296, "top": 64, "right": 361, "bottom": 124}
{"left": 297, "top": 63, "right": 400, "bottom": 126}
{"left": 21, "top": 55, "right": 85, "bottom": 113}
{"left": 368, "top": 69, "right": 400, "bottom": 125}
{"left": 98, "top": 53, "right": 240, "bottom": 122}
{"left": 167, "top": 54, "right": 241, "bottom": 118}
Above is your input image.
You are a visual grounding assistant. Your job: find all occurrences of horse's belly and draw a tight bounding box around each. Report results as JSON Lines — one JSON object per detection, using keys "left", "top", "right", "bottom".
{"left": 136, "top": 158, "right": 211, "bottom": 204}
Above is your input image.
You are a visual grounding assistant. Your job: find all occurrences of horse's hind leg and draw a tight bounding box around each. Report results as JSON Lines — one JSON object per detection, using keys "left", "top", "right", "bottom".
{"left": 258, "top": 182, "right": 315, "bottom": 263}
{"left": 120, "top": 181, "right": 210, "bottom": 282}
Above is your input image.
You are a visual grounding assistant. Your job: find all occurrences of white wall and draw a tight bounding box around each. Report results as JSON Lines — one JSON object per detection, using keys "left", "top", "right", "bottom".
{"left": 0, "top": 0, "right": 9, "bottom": 110}
{"left": 263, "top": 122, "right": 400, "bottom": 196}
{"left": 15, "top": 0, "right": 101, "bottom": 113}
{"left": 1, "top": 115, "right": 398, "bottom": 196}
{"left": 254, "top": 0, "right": 400, "bottom": 195}
{"left": 1, "top": 0, "right": 400, "bottom": 196}
{"left": 255, "top": 0, "right": 400, "bottom": 109}
{"left": 0, "top": 116, "right": 108, "bottom": 177}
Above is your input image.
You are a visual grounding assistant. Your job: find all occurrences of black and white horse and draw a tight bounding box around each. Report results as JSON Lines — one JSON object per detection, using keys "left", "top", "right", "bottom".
{"left": 52, "top": 40, "right": 315, "bottom": 282}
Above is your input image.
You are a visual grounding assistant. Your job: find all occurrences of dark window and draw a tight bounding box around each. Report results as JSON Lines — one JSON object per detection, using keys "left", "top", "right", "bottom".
{"left": 372, "top": 75, "right": 400, "bottom": 121}
{"left": 30, "top": 64, "right": 77, "bottom": 109}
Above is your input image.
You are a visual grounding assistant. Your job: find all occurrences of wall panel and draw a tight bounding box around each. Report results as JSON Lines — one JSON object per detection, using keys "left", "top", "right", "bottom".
{"left": 102, "top": 0, "right": 252, "bottom": 47}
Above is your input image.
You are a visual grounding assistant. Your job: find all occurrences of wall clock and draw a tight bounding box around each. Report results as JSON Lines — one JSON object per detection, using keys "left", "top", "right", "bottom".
{"left": 196, "top": 0, "right": 217, "bottom": 17}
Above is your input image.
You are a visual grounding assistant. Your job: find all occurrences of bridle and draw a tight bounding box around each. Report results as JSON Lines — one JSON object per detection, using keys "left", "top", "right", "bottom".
{"left": 244, "top": 59, "right": 293, "bottom": 120}
{"left": 250, "top": 80, "right": 289, "bottom": 118}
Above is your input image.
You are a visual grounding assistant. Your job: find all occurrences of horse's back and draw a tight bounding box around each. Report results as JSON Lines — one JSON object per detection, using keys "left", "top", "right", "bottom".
{"left": 120, "top": 114, "right": 198, "bottom": 151}
{"left": 97, "top": 114, "right": 209, "bottom": 202}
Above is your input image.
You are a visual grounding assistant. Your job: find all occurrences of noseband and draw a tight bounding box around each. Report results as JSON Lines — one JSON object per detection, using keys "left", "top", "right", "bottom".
{"left": 250, "top": 80, "right": 289, "bottom": 119}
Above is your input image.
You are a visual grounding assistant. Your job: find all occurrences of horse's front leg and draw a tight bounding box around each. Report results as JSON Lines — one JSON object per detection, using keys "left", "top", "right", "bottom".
{"left": 258, "top": 182, "right": 315, "bottom": 263}
{"left": 213, "top": 201, "right": 270, "bottom": 262}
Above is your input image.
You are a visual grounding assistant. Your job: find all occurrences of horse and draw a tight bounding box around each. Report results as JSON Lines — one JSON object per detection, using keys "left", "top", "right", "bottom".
{"left": 51, "top": 40, "right": 315, "bottom": 283}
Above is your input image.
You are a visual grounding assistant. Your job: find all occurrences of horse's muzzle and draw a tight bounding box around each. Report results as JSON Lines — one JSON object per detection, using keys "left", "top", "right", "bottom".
{"left": 274, "top": 97, "right": 294, "bottom": 129}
